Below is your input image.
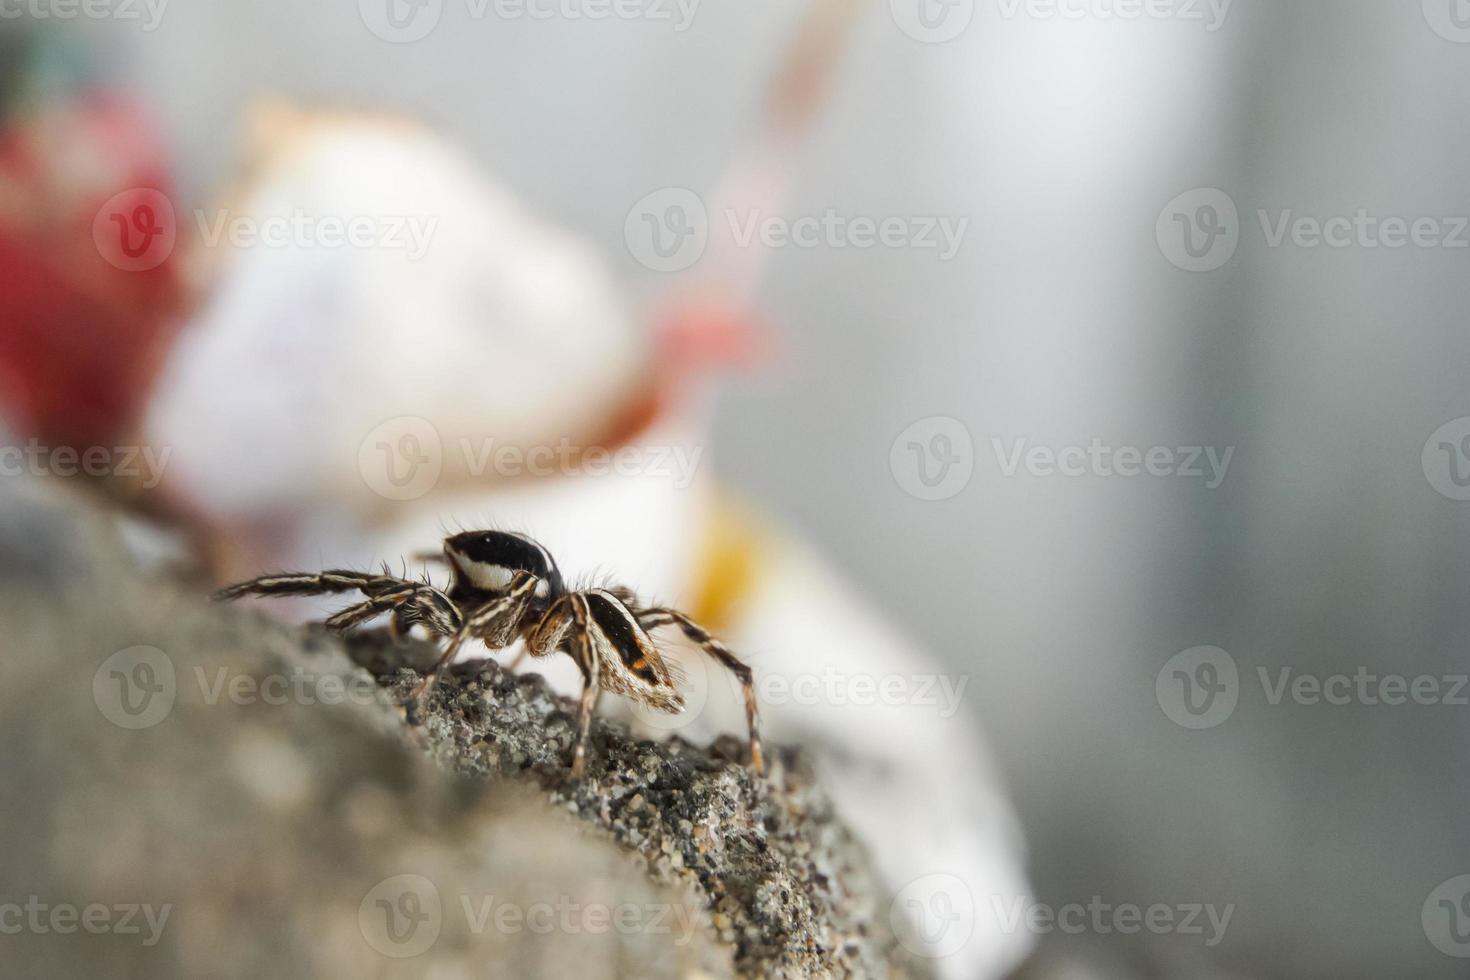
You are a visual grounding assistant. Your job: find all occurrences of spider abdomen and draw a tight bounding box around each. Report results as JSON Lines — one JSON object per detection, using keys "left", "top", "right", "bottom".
{"left": 578, "top": 591, "right": 685, "bottom": 713}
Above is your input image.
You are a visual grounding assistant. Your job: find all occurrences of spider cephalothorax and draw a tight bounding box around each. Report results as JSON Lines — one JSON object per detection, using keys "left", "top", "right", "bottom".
{"left": 444, "top": 529, "right": 565, "bottom": 604}
{"left": 213, "top": 530, "right": 763, "bottom": 777}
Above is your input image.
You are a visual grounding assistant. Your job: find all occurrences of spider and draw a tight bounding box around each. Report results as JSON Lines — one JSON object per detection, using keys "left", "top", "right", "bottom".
{"left": 212, "top": 529, "right": 764, "bottom": 778}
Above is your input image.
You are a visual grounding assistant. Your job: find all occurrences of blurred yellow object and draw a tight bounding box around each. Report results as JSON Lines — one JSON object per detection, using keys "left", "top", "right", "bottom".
{"left": 690, "top": 493, "right": 766, "bottom": 634}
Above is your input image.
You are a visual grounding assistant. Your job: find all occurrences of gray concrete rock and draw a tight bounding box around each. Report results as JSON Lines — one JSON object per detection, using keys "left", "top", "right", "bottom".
{"left": 0, "top": 485, "right": 929, "bottom": 978}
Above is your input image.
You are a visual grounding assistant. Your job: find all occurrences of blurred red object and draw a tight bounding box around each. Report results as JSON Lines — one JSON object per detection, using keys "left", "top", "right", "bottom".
{"left": 0, "top": 94, "right": 184, "bottom": 449}
{"left": 655, "top": 300, "right": 774, "bottom": 379}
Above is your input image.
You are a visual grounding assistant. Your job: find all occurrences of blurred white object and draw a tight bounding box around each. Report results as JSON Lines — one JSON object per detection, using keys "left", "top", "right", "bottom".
{"left": 144, "top": 110, "right": 1030, "bottom": 979}
{"left": 147, "top": 106, "right": 645, "bottom": 528}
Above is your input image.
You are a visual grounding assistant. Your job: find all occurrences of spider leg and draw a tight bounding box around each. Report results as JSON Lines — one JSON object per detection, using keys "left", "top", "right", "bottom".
{"left": 604, "top": 585, "right": 641, "bottom": 608}
{"left": 324, "top": 585, "right": 463, "bottom": 636}
{"left": 519, "top": 599, "right": 595, "bottom": 773}
{"left": 636, "top": 606, "right": 765, "bottom": 775}
{"left": 324, "top": 586, "right": 415, "bottom": 633}
{"left": 525, "top": 596, "right": 574, "bottom": 658}
{"left": 408, "top": 572, "right": 540, "bottom": 704}
{"left": 392, "top": 589, "right": 462, "bottom": 638}
{"left": 569, "top": 597, "right": 601, "bottom": 779}
{"left": 483, "top": 594, "right": 573, "bottom": 674}
{"left": 215, "top": 570, "right": 461, "bottom": 644}
{"left": 212, "top": 570, "right": 407, "bottom": 602}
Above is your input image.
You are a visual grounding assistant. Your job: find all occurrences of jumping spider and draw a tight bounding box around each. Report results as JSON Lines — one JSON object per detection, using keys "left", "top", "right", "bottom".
{"left": 213, "top": 530, "right": 764, "bottom": 777}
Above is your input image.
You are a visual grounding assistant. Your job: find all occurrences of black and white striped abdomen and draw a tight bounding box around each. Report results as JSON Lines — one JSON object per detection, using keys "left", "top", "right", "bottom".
{"left": 574, "top": 590, "right": 685, "bottom": 711}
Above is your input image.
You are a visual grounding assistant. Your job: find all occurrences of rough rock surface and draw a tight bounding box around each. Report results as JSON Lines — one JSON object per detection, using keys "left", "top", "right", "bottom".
{"left": 357, "top": 629, "right": 918, "bottom": 978}
{"left": 0, "top": 485, "right": 929, "bottom": 979}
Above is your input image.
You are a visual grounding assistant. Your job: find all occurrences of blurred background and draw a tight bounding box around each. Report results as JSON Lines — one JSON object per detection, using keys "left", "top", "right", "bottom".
{"left": 4, "top": 1, "right": 1470, "bottom": 977}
